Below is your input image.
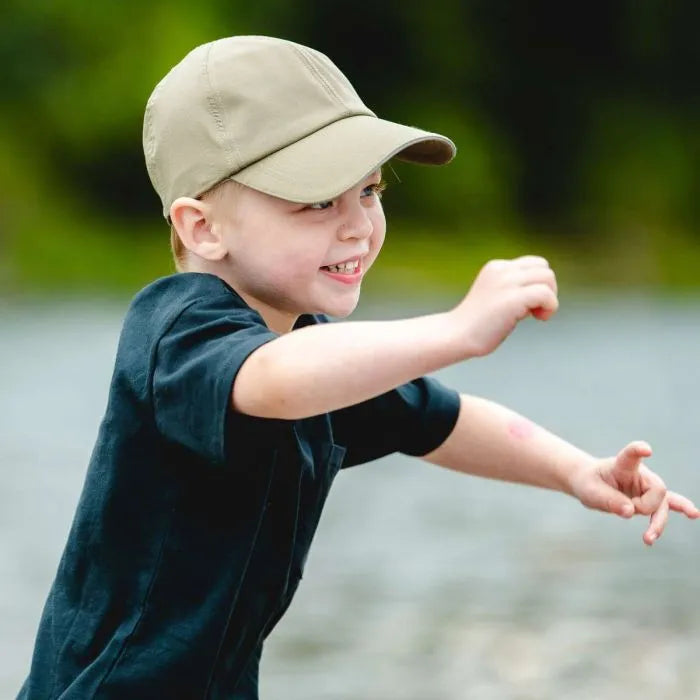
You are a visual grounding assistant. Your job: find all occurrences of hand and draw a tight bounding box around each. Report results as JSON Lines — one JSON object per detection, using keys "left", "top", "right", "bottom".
{"left": 454, "top": 256, "right": 559, "bottom": 358}
{"left": 570, "top": 441, "right": 700, "bottom": 545}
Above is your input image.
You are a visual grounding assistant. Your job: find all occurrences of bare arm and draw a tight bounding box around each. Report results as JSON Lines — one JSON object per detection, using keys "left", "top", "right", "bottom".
{"left": 422, "top": 394, "right": 592, "bottom": 493}
{"left": 423, "top": 394, "right": 700, "bottom": 544}
{"left": 233, "top": 257, "right": 559, "bottom": 419}
{"left": 233, "top": 312, "right": 463, "bottom": 418}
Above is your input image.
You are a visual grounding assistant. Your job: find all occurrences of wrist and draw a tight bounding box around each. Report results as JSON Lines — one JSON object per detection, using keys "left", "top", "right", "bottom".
{"left": 445, "top": 304, "right": 502, "bottom": 360}
{"left": 424, "top": 311, "right": 469, "bottom": 366}
{"left": 560, "top": 452, "right": 598, "bottom": 498}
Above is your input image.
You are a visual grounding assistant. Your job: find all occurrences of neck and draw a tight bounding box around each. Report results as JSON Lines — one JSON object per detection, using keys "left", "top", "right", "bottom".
{"left": 183, "top": 258, "right": 298, "bottom": 334}
{"left": 243, "top": 299, "right": 298, "bottom": 334}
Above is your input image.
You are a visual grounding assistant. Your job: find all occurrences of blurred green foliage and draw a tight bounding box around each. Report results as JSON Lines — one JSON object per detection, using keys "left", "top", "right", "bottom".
{"left": 2, "top": 0, "right": 699, "bottom": 296}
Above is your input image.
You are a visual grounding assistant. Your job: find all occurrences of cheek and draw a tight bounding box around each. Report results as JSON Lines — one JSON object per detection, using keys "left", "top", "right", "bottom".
{"left": 264, "top": 250, "right": 321, "bottom": 285}
{"left": 371, "top": 227, "right": 386, "bottom": 251}
{"left": 369, "top": 209, "right": 387, "bottom": 254}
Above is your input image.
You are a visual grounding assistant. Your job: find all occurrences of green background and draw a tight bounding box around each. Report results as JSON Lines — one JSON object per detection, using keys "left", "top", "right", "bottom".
{"left": 3, "top": 0, "right": 699, "bottom": 296}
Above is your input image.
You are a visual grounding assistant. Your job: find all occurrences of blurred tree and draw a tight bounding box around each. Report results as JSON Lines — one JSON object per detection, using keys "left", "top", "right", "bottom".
{"left": 1, "top": 0, "right": 698, "bottom": 290}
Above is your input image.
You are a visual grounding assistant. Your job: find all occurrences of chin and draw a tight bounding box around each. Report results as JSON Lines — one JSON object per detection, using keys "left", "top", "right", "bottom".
{"left": 320, "top": 295, "right": 361, "bottom": 319}
{"left": 329, "top": 307, "right": 356, "bottom": 319}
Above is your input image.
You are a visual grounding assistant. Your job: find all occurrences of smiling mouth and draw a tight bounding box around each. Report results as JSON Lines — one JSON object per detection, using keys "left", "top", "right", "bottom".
{"left": 320, "top": 259, "right": 360, "bottom": 274}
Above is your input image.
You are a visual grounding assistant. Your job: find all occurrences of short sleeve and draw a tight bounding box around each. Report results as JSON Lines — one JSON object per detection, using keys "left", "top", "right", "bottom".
{"left": 152, "top": 294, "right": 278, "bottom": 464}
{"left": 331, "top": 376, "right": 461, "bottom": 468}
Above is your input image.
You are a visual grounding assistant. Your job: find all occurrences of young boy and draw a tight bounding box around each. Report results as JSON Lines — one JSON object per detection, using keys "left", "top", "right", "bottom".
{"left": 19, "top": 35, "right": 698, "bottom": 699}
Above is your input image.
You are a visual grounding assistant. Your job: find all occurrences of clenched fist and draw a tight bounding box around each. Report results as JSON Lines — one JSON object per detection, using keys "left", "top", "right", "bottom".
{"left": 452, "top": 256, "right": 559, "bottom": 358}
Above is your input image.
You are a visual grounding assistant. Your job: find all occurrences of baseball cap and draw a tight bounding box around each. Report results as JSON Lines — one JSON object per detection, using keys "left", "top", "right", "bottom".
{"left": 143, "top": 35, "right": 456, "bottom": 218}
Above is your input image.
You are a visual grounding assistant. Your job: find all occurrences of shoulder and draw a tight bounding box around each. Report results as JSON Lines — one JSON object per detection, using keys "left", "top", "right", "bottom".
{"left": 121, "top": 272, "right": 267, "bottom": 340}
{"left": 130, "top": 273, "right": 250, "bottom": 322}
{"left": 115, "top": 273, "right": 265, "bottom": 374}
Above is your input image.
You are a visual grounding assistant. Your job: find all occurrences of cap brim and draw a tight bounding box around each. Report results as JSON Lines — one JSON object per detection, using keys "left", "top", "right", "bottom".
{"left": 229, "top": 114, "right": 456, "bottom": 203}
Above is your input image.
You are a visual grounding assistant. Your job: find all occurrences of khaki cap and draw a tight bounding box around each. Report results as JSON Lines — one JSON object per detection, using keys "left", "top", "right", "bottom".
{"left": 143, "top": 36, "right": 456, "bottom": 218}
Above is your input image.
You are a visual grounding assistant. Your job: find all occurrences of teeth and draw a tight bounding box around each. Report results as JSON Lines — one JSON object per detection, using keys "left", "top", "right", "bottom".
{"left": 325, "top": 260, "right": 359, "bottom": 274}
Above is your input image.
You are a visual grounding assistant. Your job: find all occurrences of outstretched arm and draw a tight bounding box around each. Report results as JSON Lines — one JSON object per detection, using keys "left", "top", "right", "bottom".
{"left": 422, "top": 394, "right": 700, "bottom": 544}
{"left": 233, "top": 257, "right": 558, "bottom": 419}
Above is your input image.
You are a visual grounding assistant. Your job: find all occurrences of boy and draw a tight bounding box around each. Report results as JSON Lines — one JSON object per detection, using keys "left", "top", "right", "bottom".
{"left": 19, "top": 35, "right": 698, "bottom": 699}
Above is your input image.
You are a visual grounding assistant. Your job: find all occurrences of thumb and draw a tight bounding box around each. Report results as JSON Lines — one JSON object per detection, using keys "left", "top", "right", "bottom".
{"left": 583, "top": 480, "right": 636, "bottom": 518}
{"left": 614, "top": 441, "right": 652, "bottom": 472}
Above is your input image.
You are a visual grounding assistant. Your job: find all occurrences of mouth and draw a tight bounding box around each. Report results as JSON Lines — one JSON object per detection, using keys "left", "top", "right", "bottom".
{"left": 320, "top": 256, "right": 363, "bottom": 283}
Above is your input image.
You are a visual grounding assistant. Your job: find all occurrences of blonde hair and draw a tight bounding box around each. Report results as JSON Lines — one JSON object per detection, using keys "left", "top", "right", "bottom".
{"left": 170, "top": 224, "right": 187, "bottom": 272}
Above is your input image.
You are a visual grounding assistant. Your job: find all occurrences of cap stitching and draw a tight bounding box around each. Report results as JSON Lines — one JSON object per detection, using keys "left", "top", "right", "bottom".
{"left": 203, "top": 42, "right": 242, "bottom": 173}
{"left": 291, "top": 45, "right": 352, "bottom": 113}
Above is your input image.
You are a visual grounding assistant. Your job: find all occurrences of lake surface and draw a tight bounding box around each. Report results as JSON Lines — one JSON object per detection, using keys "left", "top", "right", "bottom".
{"left": 2, "top": 294, "right": 699, "bottom": 699}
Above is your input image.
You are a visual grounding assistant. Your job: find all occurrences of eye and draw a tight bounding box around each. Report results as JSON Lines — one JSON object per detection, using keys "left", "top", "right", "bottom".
{"left": 307, "top": 200, "right": 334, "bottom": 211}
{"left": 361, "top": 179, "right": 388, "bottom": 199}
{"left": 306, "top": 179, "right": 387, "bottom": 211}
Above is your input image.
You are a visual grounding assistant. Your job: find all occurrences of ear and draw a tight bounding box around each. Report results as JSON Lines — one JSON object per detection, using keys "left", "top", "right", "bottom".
{"left": 169, "top": 197, "right": 227, "bottom": 262}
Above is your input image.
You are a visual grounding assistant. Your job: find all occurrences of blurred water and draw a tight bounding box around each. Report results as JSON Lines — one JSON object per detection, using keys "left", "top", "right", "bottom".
{"left": 2, "top": 294, "right": 699, "bottom": 699}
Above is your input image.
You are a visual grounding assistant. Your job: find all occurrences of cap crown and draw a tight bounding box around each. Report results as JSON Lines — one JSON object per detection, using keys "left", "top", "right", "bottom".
{"left": 143, "top": 36, "right": 375, "bottom": 217}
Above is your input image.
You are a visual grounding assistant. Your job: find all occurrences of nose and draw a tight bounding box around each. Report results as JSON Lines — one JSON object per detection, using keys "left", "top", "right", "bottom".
{"left": 336, "top": 200, "right": 373, "bottom": 241}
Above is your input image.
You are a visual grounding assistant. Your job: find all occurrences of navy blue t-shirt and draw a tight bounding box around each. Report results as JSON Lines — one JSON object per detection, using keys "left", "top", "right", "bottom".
{"left": 18, "top": 273, "right": 461, "bottom": 699}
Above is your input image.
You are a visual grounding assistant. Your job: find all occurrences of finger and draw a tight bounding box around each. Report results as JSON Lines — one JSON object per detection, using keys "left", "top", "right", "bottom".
{"left": 614, "top": 441, "right": 652, "bottom": 472}
{"left": 667, "top": 491, "right": 700, "bottom": 519}
{"left": 531, "top": 307, "right": 553, "bottom": 321}
{"left": 512, "top": 255, "right": 550, "bottom": 269}
{"left": 482, "top": 258, "right": 508, "bottom": 272}
{"left": 581, "top": 481, "right": 635, "bottom": 518}
{"left": 631, "top": 473, "right": 666, "bottom": 515}
{"left": 521, "top": 284, "right": 559, "bottom": 318}
{"left": 525, "top": 269, "right": 557, "bottom": 320}
{"left": 644, "top": 496, "right": 670, "bottom": 546}
{"left": 512, "top": 267, "right": 558, "bottom": 295}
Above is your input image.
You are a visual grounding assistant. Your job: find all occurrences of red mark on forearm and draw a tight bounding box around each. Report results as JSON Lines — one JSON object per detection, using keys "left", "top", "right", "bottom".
{"left": 508, "top": 418, "right": 536, "bottom": 441}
